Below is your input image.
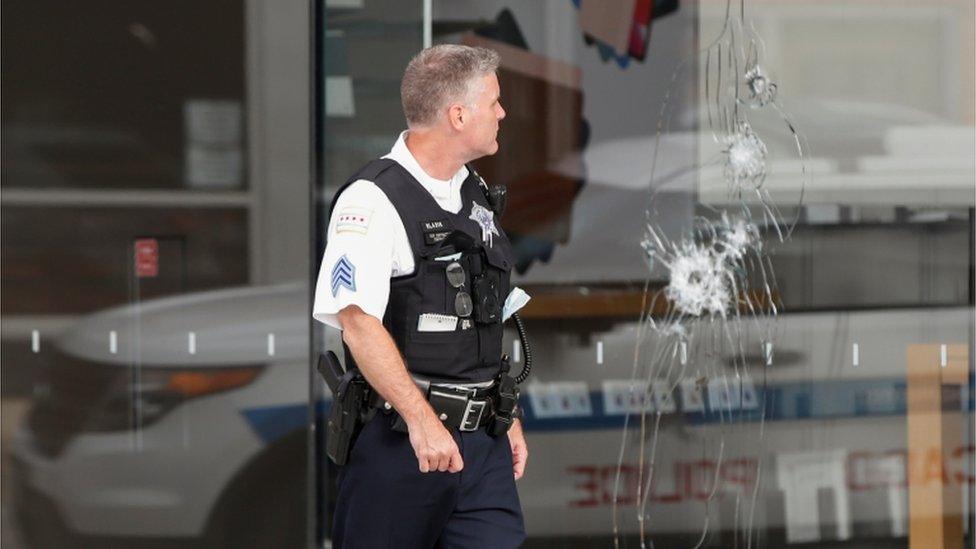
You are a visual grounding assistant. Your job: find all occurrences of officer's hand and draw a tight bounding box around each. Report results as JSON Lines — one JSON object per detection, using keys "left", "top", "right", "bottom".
{"left": 408, "top": 413, "right": 464, "bottom": 473}
{"left": 508, "top": 419, "right": 528, "bottom": 480}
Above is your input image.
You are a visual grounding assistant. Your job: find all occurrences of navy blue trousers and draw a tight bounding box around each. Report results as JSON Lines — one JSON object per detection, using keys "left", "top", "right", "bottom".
{"left": 331, "top": 412, "right": 526, "bottom": 548}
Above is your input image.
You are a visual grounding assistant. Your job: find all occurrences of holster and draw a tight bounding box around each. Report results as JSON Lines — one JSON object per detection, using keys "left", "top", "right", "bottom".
{"left": 318, "top": 352, "right": 371, "bottom": 466}
{"left": 488, "top": 360, "right": 519, "bottom": 437}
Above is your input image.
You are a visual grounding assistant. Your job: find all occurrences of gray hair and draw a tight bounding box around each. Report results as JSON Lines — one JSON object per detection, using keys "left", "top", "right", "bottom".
{"left": 401, "top": 44, "right": 500, "bottom": 128}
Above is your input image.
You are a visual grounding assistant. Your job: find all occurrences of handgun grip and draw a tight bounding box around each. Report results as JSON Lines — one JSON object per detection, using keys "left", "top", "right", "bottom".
{"left": 316, "top": 351, "right": 345, "bottom": 394}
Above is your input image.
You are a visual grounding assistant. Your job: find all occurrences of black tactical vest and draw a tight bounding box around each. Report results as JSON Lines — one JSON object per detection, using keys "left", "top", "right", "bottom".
{"left": 331, "top": 159, "right": 516, "bottom": 383}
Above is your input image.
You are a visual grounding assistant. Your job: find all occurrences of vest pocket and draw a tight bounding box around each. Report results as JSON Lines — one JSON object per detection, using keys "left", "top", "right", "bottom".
{"left": 404, "top": 321, "right": 478, "bottom": 374}
{"left": 421, "top": 262, "right": 451, "bottom": 315}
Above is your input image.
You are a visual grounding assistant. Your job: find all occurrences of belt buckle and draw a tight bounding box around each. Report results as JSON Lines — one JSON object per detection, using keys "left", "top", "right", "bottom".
{"left": 460, "top": 399, "right": 486, "bottom": 431}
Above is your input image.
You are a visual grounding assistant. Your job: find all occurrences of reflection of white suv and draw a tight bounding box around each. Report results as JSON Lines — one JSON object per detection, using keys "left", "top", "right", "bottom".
{"left": 9, "top": 283, "right": 310, "bottom": 548}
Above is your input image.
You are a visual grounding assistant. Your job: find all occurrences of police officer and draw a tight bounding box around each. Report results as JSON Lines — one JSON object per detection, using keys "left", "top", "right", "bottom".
{"left": 312, "top": 44, "right": 528, "bottom": 548}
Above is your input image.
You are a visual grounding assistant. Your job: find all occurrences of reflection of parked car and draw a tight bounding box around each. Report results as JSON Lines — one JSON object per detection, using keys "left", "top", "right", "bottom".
{"left": 514, "top": 307, "right": 973, "bottom": 544}
{"left": 8, "top": 278, "right": 972, "bottom": 546}
{"left": 9, "top": 283, "right": 310, "bottom": 548}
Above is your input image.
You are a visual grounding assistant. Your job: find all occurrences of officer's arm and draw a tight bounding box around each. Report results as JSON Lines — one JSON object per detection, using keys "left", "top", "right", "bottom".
{"left": 339, "top": 305, "right": 464, "bottom": 473}
{"left": 337, "top": 304, "right": 435, "bottom": 425}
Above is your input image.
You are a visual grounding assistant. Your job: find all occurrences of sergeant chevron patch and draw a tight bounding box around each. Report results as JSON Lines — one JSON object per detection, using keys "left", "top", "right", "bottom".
{"left": 330, "top": 255, "right": 356, "bottom": 297}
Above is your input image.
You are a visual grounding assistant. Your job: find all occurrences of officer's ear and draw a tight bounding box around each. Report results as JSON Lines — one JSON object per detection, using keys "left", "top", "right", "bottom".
{"left": 448, "top": 103, "right": 465, "bottom": 131}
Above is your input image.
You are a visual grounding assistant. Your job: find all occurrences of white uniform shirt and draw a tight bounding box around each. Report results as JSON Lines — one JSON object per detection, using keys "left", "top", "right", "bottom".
{"left": 312, "top": 130, "right": 470, "bottom": 330}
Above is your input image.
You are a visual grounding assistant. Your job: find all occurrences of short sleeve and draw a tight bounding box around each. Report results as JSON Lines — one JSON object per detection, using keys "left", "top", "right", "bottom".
{"left": 312, "top": 180, "right": 397, "bottom": 330}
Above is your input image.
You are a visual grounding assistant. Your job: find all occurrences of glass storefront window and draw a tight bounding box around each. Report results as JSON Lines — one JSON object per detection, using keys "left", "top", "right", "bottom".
{"left": 2, "top": 2, "right": 312, "bottom": 548}
{"left": 315, "top": 0, "right": 973, "bottom": 546}
{"left": 2, "top": 1, "right": 248, "bottom": 192}
{"left": 3, "top": 0, "right": 971, "bottom": 547}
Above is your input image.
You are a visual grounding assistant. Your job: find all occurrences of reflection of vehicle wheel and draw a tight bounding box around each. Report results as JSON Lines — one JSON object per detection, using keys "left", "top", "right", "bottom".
{"left": 202, "top": 430, "right": 306, "bottom": 548}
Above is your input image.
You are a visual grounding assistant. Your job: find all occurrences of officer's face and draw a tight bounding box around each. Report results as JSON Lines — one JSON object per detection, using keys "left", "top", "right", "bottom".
{"left": 462, "top": 72, "right": 505, "bottom": 158}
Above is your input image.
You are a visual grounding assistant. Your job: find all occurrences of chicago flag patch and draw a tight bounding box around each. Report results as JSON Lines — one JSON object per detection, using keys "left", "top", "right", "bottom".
{"left": 336, "top": 207, "right": 372, "bottom": 235}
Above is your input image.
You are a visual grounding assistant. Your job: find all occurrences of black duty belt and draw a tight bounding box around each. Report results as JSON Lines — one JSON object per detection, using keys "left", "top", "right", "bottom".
{"left": 371, "top": 378, "right": 496, "bottom": 432}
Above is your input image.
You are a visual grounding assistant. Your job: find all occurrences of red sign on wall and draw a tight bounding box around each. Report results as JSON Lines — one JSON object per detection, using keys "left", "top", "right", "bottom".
{"left": 134, "top": 238, "right": 159, "bottom": 278}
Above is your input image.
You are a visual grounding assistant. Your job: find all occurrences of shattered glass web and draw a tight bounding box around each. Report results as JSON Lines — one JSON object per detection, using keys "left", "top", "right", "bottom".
{"left": 724, "top": 123, "right": 768, "bottom": 190}
{"left": 745, "top": 67, "right": 777, "bottom": 108}
{"left": 612, "top": 0, "right": 808, "bottom": 546}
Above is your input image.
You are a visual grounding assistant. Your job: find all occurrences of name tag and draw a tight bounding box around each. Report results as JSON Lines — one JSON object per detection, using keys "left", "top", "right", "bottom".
{"left": 421, "top": 219, "right": 452, "bottom": 246}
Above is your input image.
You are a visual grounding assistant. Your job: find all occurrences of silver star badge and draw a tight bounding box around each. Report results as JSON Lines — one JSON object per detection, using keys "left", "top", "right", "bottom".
{"left": 468, "top": 202, "right": 499, "bottom": 247}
